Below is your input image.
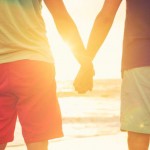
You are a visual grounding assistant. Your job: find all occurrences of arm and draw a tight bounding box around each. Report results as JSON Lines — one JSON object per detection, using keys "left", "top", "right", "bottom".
{"left": 44, "top": 0, "right": 91, "bottom": 65}
{"left": 73, "top": 0, "right": 122, "bottom": 93}
{"left": 86, "top": 0, "right": 122, "bottom": 59}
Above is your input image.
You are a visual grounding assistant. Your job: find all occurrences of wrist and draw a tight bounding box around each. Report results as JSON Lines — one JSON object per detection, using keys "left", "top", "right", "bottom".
{"left": 80, "top": 61, "right": 95, "bottom": 76}
{"left": 79, "top": 55, "right": 93, "bottom": 66}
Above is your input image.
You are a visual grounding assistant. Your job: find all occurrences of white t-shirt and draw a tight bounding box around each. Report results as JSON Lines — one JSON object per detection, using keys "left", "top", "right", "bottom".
{"left": 0, "top": 0, "right": 54, "bottom": 63}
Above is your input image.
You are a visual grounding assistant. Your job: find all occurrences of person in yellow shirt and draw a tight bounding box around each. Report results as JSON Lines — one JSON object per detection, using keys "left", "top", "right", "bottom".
{"left": 0, "top": 0, "right": 93, "bottom": 150}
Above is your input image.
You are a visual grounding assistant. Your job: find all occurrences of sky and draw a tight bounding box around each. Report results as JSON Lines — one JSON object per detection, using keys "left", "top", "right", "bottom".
{"left": 42, "top": 0, "right": 126, "bottom": 80}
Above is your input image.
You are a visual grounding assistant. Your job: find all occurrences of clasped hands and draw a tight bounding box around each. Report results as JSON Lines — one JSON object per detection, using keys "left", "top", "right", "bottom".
{"left": 73, "top": 56, "right": 95, "bottom": 94}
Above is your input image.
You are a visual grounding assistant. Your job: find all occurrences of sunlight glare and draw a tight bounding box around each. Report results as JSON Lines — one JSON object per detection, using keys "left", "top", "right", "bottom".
{"left": 42, "top": 0, "right": 126, "bottom": 80}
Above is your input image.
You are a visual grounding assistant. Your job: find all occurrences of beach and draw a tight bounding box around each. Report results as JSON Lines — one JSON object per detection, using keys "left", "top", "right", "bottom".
{"left": 5, "top": 79, "right": 142, "bottom": 150}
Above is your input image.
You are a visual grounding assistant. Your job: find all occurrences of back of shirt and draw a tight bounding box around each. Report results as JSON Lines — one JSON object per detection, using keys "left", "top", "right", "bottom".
{"left": 0, "top": 0, "right": 54, "bottom": 63}
{"left": 122, "top": 0, "right": 150, "bottom": 71}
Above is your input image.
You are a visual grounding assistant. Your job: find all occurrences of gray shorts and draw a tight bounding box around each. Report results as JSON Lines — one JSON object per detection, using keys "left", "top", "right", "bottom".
{"left": 121, "top": 66, "right": 150, "bottom": 134}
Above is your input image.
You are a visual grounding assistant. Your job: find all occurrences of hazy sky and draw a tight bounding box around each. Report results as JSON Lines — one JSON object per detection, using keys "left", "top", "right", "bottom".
{"left": 42, "top": 0, "right": 126, "bottom": 80}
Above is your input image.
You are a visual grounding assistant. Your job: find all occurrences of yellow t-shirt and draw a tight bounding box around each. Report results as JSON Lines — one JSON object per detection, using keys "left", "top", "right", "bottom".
{"left": 0, "top": 0, "right": 54, "bottom": 64}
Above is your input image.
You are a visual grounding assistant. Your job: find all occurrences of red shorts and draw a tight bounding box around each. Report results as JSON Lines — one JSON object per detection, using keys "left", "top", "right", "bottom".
{"left": 0, "top": 60, "right": 63, "bottom": 144}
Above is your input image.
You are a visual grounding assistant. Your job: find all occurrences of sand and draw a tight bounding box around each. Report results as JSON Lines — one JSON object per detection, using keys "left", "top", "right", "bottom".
{"left": 6, "top": 133, "right": 128, "bottom": 150}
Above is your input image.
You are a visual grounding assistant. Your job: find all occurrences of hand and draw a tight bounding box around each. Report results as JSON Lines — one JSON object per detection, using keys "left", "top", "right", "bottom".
{"left": 73, "top": 63, "right": 95, "bottom": 94}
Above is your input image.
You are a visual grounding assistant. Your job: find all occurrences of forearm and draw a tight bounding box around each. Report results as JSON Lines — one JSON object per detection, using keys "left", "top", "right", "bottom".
{"left": 54, "top": 17, "right": 89, "bottom": 65}
{"left": 86, "top": 0, "right": 122, "bottom": 60}
{"left": 86, "top": 13, "right": 114, "bottom": 60}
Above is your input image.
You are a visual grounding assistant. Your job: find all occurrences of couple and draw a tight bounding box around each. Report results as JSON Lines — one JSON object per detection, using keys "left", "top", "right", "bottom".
{"left": 0, "top": 0, "right": 150, "bottom": 150}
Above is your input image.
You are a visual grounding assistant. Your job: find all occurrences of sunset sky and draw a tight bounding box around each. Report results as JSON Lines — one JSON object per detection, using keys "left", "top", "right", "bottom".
{"left": 42, "top": 0, "right": 126, "bottom": 80}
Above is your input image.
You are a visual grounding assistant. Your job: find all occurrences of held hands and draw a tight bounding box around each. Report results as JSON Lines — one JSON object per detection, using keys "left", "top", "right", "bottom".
{"left": 73, "top": 61, "right": 95, "bottom": 94}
